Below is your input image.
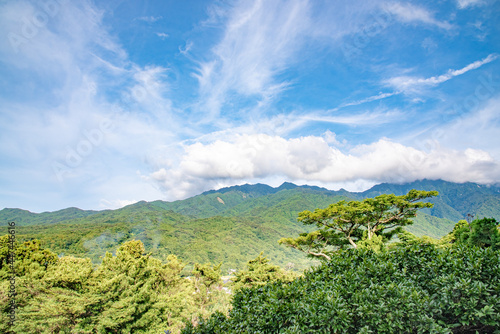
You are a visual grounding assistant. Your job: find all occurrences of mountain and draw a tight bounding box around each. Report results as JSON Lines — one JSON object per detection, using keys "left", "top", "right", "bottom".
{"left": 0, "top": 207, "right": 100, "bottom": 226}
{"left": 1, "top": 179, "right": 499, "bottom": 273}
{"left": 358, "top": 179, "right": 500, "bottom": 222}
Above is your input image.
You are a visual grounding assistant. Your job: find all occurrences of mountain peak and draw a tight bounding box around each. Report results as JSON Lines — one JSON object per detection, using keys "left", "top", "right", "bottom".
{"left": 277, "top": 182, "right": 299, "bottom": 190}
{"left": 202, "top": 183, "right": 276, "bottom": 196}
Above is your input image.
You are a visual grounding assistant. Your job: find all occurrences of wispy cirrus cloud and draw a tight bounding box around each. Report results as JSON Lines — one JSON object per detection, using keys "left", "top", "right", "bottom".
{"left": 193, "top": 0, "right": 312, "bottom": 118}
{"left": 135, "top": 16, "right": 162, "bottom": 23}
{"left": 384, "top": 2, "right": 453, "bottom": 30}
{"left": 456, "top": 0, "right": 486, "bottom": 9}
{"left": 156, "top": 32, "right": 169, "bottom": 39}
{"left": 302, "top": 109, "right": 403, "bottom": 126}
{"left": 337, "top": 92, "right": 399, "bottom": 109}
{"left": 0, "top": 0, "right": 177, "bottom": 211}
{"left": 385, "top": 53, "right": 498, "bottom": 93}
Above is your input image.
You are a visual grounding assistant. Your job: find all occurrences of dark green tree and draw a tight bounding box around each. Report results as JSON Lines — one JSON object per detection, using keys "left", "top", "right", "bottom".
{"left": 182, "top": 244, "right": 500, "bottom": 334}
{"left": 467, "top": 218, "right": 499, "bottom": 249}
{"left": 447, "top": 218, "right": 500, "bottom": 249}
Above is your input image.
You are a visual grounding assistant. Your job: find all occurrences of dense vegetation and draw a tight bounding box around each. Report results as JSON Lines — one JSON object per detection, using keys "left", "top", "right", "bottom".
{"left": 2, "top": 220, "right": 499, "bottom": 333}
{"left": 2, "top": 180, "right": 499, "bottom": 274}
{"left": 7, "top": 212, "right": 314, "bottom": 275}
{"left": 182, "top": 218, "right": 500, "bottom": 333}
{"left": 0, "top": 236, "right": 234, "bottom": 333}
{"left": 1, "top": 181, "right": 500, "bottom": 333}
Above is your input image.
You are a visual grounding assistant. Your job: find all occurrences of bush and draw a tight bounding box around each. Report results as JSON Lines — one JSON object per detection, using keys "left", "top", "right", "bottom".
{"left": 182, "top": 244, "right": 500, "bottom": 333}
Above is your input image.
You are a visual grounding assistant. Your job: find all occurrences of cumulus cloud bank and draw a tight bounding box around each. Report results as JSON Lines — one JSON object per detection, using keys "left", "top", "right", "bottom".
{"left": 149, "top": 134, "right": 500, "bottom": 200}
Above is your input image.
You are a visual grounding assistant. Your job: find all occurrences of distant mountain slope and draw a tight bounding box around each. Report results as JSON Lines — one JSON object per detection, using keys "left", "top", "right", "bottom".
{"left": 0, "top": 207, "right": 100, "bottom": 226}
{"left": 146, "top": 179, "right": 500, "bottom": 224}
{"left": 358, "top": 179, "right": 500, "bottom": 222}
{"left": 9, "top": 207, "right": 312, "bottom": 273}
{"left": 1, "top": 179, "right": 499, "bottom": 273}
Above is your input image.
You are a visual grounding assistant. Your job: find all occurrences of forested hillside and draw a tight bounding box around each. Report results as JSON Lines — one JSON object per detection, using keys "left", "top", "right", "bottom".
{"left": 2, "top": 186, "right": 500, "bottom": 333}
{"left": 2, "top": 216, "right": 499, "bottom": 333}
{"left": 1, "top": 180, "right": 499, "bottom": 272}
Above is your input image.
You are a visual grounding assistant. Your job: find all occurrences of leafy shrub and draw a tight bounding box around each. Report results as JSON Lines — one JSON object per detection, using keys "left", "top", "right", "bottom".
{"left": 446, "top": 218, "right": 500, "bottom": 250}
{"left": 182, "top": 244, "right": 500, "bottom": 333}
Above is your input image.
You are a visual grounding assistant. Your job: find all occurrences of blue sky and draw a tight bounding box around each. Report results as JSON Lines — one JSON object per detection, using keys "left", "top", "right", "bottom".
{"left": 1, "top": 0, "right": 499, "bottom": 212}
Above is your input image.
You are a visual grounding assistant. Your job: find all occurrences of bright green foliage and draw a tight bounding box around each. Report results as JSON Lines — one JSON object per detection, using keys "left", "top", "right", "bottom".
{"left": 357, "top": 233, "right": 386, "bottom": 252}
{"left": 193, "top": 262, "right": 222, "bottom": 289}
{"left": 182, "top": 244, "right": 500, "bottom": 334}
{"left": 0, "top": 234, "right": 15, "bottom": 279}
{"left": 11, "top": 213, "right": 315, "bottom": 274}
{"left": 232, "top": 252, "right": 297, "bottom": 290}
{"left": 15, "top": 239, "right": 59, "bottom": 277}
{"left": 0, "top": 237, "right": 83, "bottom": 333}
{"left": 8, "top": 282, "right": 99, "bottom": 333}
{"left": 43, "top": 255, "right": 93, "bottom": 291}
{"left": 280, "top": 189, "right": 438, "bottom": 260}
{"left": 449, "top": 218, "right": 500, "bottom": 249}
{"left": 190, "top": 262, "right": 231, "bottom": 320}
{"left": 0, "top": 236, "right": 58, "bottom": 280}
{"left": 395, "top": 230, "right": 442, "bottom": 248}
{"left": 7, "top": 181, "right": 487, "bottom": 274}
{"left": 449, "top": 219, "right": 472, "bottom": 244}
{"left": 0, "top": 238, "right": 232, "bottom": 334}
{"left": 87, "top": 241, "right": 190, "bottom": 333}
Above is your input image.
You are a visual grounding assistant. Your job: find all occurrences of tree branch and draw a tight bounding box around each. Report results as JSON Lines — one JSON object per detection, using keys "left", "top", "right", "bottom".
{"left": 307, "top": 251, "right": 331, "bottom": 261}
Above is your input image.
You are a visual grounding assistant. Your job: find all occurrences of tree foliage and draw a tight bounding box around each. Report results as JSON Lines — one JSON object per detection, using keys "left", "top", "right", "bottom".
{"left": 231, "top": 252, "right": 297, "bottom": 290}
{"left": 8, "top": 181, "right": 486, "bottom": 275}
{"left": 0, "top": 238, "right": 232, "bottom": 334}
{"left": 446, "top": 217, "right": 500, "bottom": 249}
{"left": 182, "top": 244, "right": 500, "bottom": 334}
{"left": 279, "top": 189, "right": 438, "bottom": 260}
{"left": 2, "top": 203, "right": 499, "bottom": 333}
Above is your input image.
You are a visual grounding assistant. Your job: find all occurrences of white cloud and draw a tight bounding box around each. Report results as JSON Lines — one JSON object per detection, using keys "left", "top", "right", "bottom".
{"left": 303, "top": 109, "right": 404, "bottom": 126}
{"left": 149, "top": 134, "right": 500, "bottom": 200}
{"left": 191, "top": 0, "right": 390, "bottom": 120}
{"left": 385, "top": 54, "right": 498, "bottom": 94}
{"left": 156, "top": 32, "right": 169, "bottom": 39}
{"left": 130, "top": 65, "right": 170, "bottom": 102}
{"left": 323, "top": 130, "right": 346, "bottom": 146}
{"left": 135, "top": 16, "right": 162, "bottom": 23}
{"left": 384, "top": 2, "right": 453, "bottom": 30}
{"left": 179, "top": 40, "right": 193, "bottom": 55}
{"left": 0, "top": 0, "right": 179, "bottom": 211}
{"left": 193, "top": 0, "right": 312, "bottom": 118}
{"left": 456, "top": 0, "right": 485, "bottom": 9}
{"left": 337, "top": 92, "right": 399, "bottom": 108}
{"left": 0, "top": 0, "right": 126, "bottom": 74}
{"left": 433, "top": 96, "right": 500, "bottom": 160}
{"left": 181, "top": 107, "right": 403, "bottom": 147}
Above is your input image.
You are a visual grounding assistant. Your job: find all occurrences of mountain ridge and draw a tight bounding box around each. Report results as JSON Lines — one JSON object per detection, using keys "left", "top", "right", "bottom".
{"left": 4, "top": 179, "right": 499, "bottom": 216}
{"left": 2, "top": 179, "right": 499, "bottom": 272}
{"left": 3, "top": 179, "right": 500, "bottom": 232}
